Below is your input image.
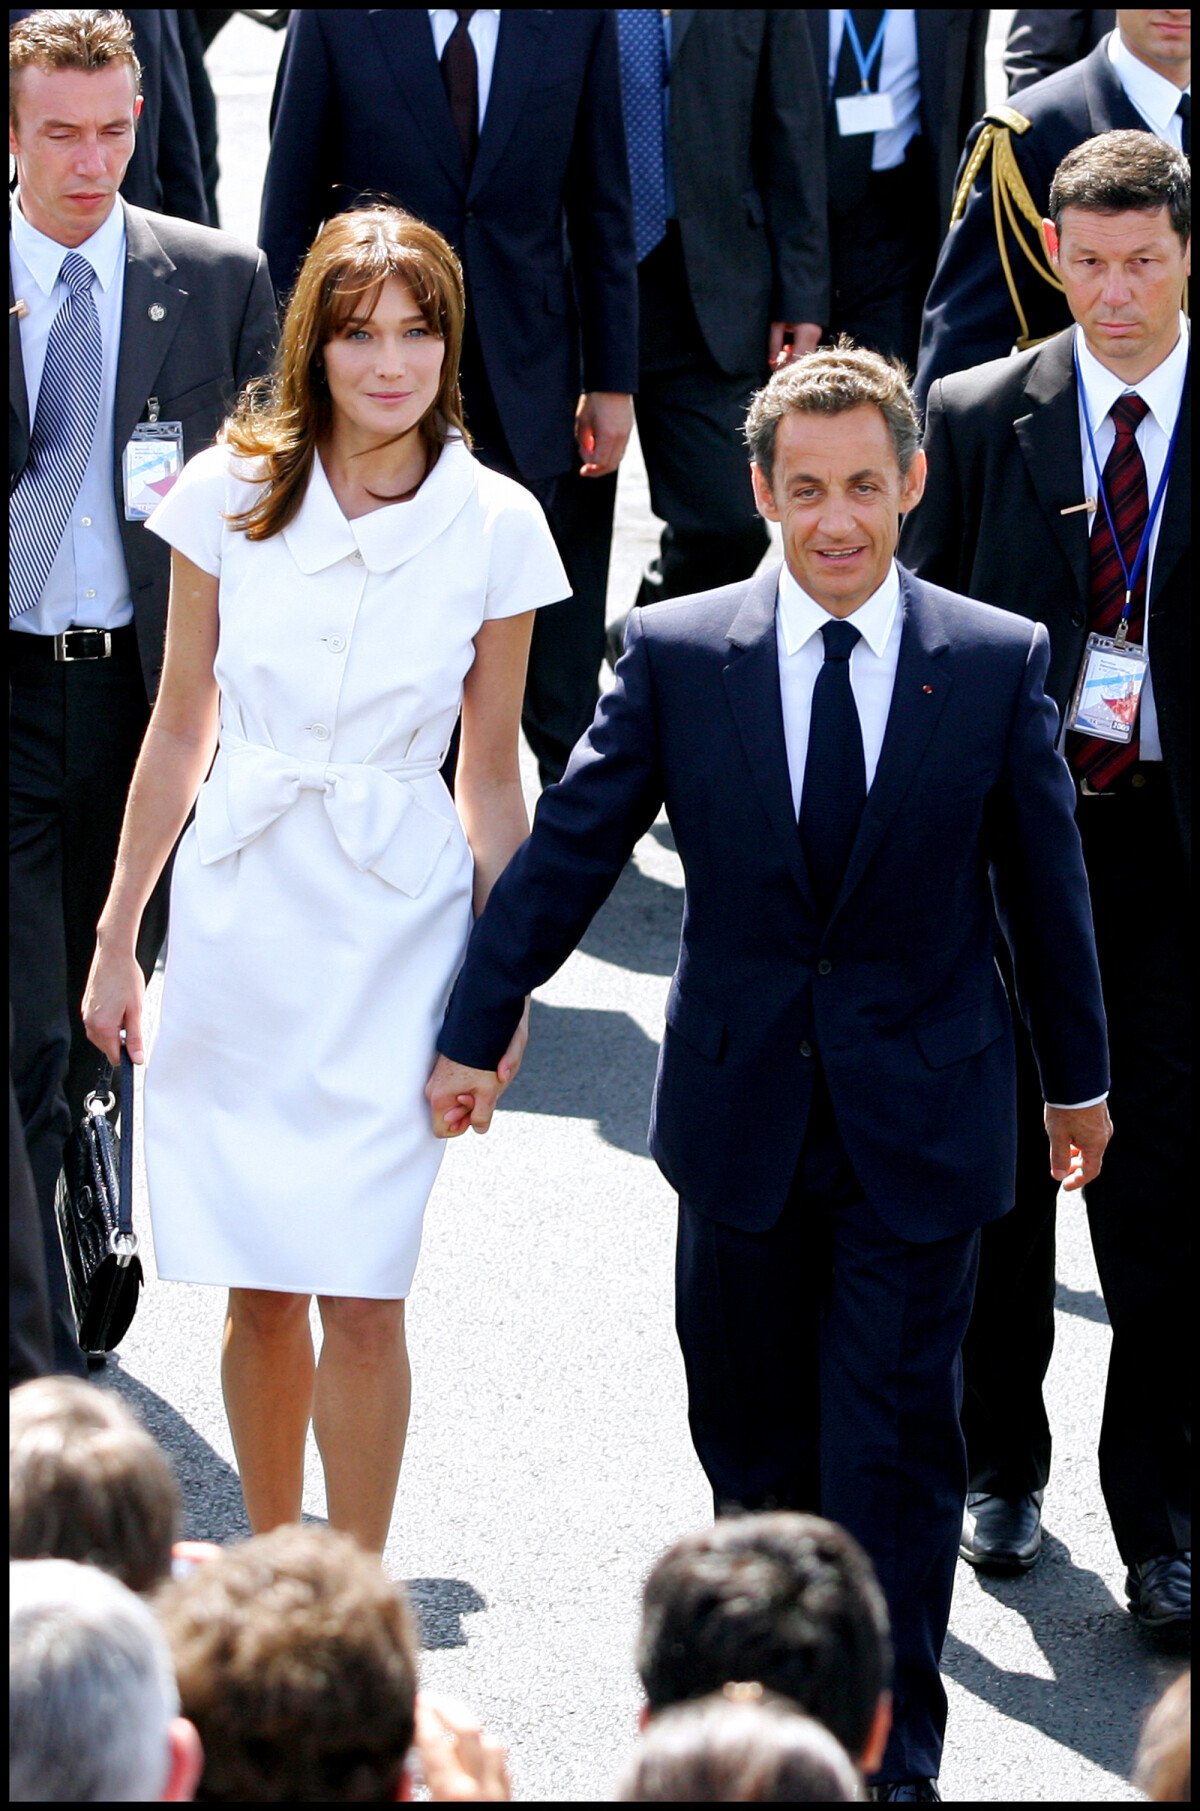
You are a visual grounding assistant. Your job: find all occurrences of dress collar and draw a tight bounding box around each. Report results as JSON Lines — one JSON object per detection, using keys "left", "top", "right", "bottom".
{"left": 282, "top": 433, "right": 480, "bottom": 574}
{"left": 777, "top": 558, "right": 901, "bottom": 659}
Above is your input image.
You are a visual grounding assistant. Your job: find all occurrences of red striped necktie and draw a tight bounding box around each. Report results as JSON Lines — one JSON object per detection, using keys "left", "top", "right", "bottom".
{"left": 1070, "top": 392, "right": 1150, "bottom": 792}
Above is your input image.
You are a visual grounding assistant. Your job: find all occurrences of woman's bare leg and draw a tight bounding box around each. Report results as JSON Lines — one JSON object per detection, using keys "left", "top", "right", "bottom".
{"left": 313, "top": 1295, "right": 411, "bottom": 1553}
{"left": 221, "top": 1288, "right": 315, "bottom": 1533}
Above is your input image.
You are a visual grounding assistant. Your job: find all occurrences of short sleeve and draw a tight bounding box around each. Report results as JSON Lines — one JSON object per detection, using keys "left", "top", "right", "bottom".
{"left": 143, "top": 442, "right": 234, "bottom": 577}
{"left": 481, "top": 477, "right": 571, "bottom": 621}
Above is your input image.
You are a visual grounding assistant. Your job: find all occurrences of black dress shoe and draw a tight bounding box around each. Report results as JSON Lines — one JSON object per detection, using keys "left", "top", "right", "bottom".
{"left": 959, "top": 1489, "right": 1043, "bottom": 1574}
{"left": 1126, "top": 1552, "right": 1191, "bottom": 1638}
{"left": 869, "top": 1782, "right": 941, "bottom": 1802}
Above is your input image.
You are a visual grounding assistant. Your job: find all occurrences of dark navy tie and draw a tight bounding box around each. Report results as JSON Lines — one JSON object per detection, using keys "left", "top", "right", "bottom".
{"left": 799, "top": 619, "right": 866, "bottom": 916}
{"left": 1176, "top": 91, "right": 1190, "bottom": 158}
{"left": 10, "top": 252, "right": 103, "bottom": 621}
{"left": 440, "top": 9, "right": 479, "bottom": 169}
{"left": 617, "top": 9, "right": 669, "bottom": 263}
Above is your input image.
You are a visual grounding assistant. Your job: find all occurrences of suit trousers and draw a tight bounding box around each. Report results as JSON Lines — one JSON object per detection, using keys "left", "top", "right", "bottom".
{"left": 633, "top": 222, "right": 769, "bottom": 606}
{"left": 675, "top": 1069, "right": 980, "bottom": 1783}
{"left": 8, "top": 631, "right": 168, "bottom": 1373}
{"left": 827, "top": 137, "right": 939, "bottom": 373}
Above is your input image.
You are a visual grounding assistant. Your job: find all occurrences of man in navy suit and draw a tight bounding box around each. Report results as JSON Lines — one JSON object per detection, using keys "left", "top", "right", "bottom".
{"left": 259, "top": 8, "right": 638, "bottom": 785}
{"left": 426, "top": 347, "right": 1111, "bottom": 1799}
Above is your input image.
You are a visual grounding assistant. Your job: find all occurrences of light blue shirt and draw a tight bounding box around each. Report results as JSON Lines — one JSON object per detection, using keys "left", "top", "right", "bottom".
{"left": 827, "top": 9, "right": 921, "bottom": 172}
{"left": 10, "top": 195, "right": 133, "bottom": 634}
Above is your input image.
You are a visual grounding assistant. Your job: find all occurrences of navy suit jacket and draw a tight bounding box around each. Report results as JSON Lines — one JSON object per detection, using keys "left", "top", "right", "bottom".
{"left": 440, "top": 565, "right": 1110, "bottom": 1243}
{"left": 259, "top": 8, "right": 637, "bottom": 483}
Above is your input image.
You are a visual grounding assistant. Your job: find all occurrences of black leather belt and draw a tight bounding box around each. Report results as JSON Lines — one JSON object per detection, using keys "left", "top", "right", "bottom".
{"left": 8, "top": 624, "right": 138, "bottom": 663}
{"left": 1077, "top": 763, "right": 1167, "bottom": 799}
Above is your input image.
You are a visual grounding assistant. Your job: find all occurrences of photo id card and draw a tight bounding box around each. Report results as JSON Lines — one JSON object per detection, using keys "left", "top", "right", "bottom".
{"left": 122, "top": 422, "right": 184, "bottom": 521}
{"left": 1065, "top": 633, "right": 1148, "bottom": 745}
{"left": 835, "top": 90, "right": 896, "bottom": 136}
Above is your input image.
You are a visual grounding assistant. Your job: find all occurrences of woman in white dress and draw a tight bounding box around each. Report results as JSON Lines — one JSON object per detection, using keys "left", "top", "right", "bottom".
{"left": 82, "top": 208, "right": 568, "bottom": 1552}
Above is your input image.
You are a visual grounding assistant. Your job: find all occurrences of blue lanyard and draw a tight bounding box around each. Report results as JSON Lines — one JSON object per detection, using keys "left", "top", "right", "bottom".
{"left": 842, "top": 10, "right": 889, "bottom": 92}
{"left": 1073, "top": 341, "right": 1182, "bottom": 638}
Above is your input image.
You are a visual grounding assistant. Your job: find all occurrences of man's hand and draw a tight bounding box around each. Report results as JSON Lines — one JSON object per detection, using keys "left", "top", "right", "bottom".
{"left": 1045, "top": 1101, "right": 1113, "bottom": 1191}
{"left": 769, "top": 321, "right": 822, "bottom": 369}
{"left": 413, "top": 1691, "right": 511, "bottom": 1801}
{"left": 426, "top": 1055, "right": 501, "bottom": 1138}
{"left": 575, "top": 390, "right": 633, "bottom": 476}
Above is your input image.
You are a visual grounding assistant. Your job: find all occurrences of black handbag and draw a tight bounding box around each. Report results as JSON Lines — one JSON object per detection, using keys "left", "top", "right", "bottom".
{"left": 54, "top": 1048, "right": 144, "bottom": 1354}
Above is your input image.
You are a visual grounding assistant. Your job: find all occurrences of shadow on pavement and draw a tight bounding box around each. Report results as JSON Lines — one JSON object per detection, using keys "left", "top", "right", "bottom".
{"left": 942, "top": 1531, "right": 1178, "bottom": 1782}
{"left": 405, "top": 1577, "right": 488, "bottom": 1650}
{"left": 1054, "top": 1283, "right": 1109, "bottom": 1325}
{"left": 578, "top": 857, "right": 682, "bottom": 978}
{"left": 101, "top": 1362, "right": 251, "bottom": 1545}
{"left": 503, "top": 1000, "right": 659, "bottom": 1156}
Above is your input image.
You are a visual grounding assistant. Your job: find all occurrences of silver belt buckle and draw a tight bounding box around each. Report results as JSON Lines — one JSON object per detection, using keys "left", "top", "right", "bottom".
{"left": 1079, "top": 777, "right": 1111, "bottom": 798}
{"left": 54, "top": 629, "right": 112, "bottom": 662}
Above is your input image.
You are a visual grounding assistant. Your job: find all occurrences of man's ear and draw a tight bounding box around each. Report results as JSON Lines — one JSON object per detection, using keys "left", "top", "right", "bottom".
{"left": 861, "top": 1691, "right": 893, "bottom": 1778}
{"left": 638, "top": 1703, "right": 652, "bottom": 1733}
{"left": 1042, "top": 217, "right": 1060, "bottom": 267}
{"left": 162, "top": 1717, "right": 205, "bottom": 1801}
{"left": 898, "top": 446, "right": 927, "bottom": 517}
{"left": 750, "top": 458, "right": 780, "bottom": 524}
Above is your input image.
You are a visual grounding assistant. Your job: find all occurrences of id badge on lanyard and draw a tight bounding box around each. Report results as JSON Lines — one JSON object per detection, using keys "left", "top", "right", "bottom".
{"left": 122, "top": 397, "right": 184, "bottom": 521}
{"left": 834, "top": 11, "right": 895, "bottom": 136}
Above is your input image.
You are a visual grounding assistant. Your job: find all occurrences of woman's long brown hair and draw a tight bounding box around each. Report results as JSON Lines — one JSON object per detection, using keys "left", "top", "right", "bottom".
{"left": 222, "top": 206, "right": 470, "bottom": 541}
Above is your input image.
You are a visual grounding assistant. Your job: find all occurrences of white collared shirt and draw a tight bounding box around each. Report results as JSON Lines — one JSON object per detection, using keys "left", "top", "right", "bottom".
{"left": 1073, "top": 315, "right": 1189, "bottom": 761}
{"left": 428, "top": 9, "right": 501, "bottom": 127}
{"left": 10, "top": 194, "right": 132, "bottom": 634}
{"left": 1109, "top": 28, "right": 1191, "bottom": 147}
{"left": 827, "top": 9, "right": 921, "bottom": 171}
{"left": 776, "top": 557, "right": 903, "bottom": 813}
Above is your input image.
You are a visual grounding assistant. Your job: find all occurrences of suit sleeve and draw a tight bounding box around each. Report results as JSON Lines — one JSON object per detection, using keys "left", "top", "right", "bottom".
{"left": 757, "top": 9, "right": 830, "bottom": 327}
{"left": 153, "top": 8, "right": 211, "bottom": 225}
{"left": 232, "top": 252, "right": 281, "bottom": 391}
{"left": 988, "top": 625, "right": 1109, "bottom": 1104}
{"left": 898, "top": 380, "right": 971, "bottom": 591}
{"left": 1004, "top": 9, "right": 1111, "bottom": 95}
{"left": 259, "top": 10, "right": 340, "bottom": 302}
{"left": 563, "top": 12, "right": 639, "bottom": 395}
{"left": 439, "top": 609, "right": 665, "bottom": 1069}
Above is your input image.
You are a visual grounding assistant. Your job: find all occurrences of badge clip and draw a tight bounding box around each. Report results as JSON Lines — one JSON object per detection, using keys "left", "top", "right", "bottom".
{"left": 1059, "top": 499, "right": 1097, "bottom": 516}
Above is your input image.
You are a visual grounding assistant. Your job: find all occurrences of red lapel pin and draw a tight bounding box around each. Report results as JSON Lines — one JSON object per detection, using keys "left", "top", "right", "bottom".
{"left": 922, "top": 684, "right": 934, "bottom": 694}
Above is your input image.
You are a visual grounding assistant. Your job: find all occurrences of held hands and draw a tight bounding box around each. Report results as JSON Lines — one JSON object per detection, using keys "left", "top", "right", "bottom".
{"left": 426, "top": 1002, "right": 530, "bottom": 1138}
{"left": 575, "top": 390, "right": 634, "bottom": 477}
{"left": 769, "top": 321, "right": 822, "bottom": 369}
{"left": 81, "top": 940, "right": 147, "bottom": 1065}
{"left": 1044, "top": 1101, "right": 1113, "bottom": 1191}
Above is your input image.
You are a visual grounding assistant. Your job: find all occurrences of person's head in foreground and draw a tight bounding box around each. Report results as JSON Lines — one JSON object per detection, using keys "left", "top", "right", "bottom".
{"left": 156, "top": 1522, "right": 419, "bottom": 1801}
{"left": 9, "top": 1375, "right": 181, "bottom": 1594}
{"left": 637, "top": 1512, "right": 892, "bottom": 1776}
{"left": 617, "top": 1684, "right": 862, "bottom": 1801}
{"left": 1134, "top": 1670, "right": 1190, "bottom": 1802}
{"left": 10, "top": 1557, "right": 203, "bottom": 1802}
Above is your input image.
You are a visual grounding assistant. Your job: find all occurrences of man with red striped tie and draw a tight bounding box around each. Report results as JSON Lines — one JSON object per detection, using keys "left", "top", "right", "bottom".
{"left": 903, "top": 129, "right": 1191, "bottom": 1641}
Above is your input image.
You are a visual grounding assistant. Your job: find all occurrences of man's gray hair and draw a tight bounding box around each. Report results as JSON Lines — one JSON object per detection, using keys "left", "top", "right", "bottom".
{"left": 10, "top": 1558, "right": 179, "bottom": 1802}
{"left": 745, "top": 341, "right": 921, "bottom": 484}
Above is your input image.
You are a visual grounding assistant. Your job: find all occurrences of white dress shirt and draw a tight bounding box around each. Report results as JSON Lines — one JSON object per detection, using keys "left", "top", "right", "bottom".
{"left": 1109, "top": 28, "right": 1191, "bottom": 148}
{"left": 1073, "top": 315, "right": 1190, "bottom": 762}
{"left": 827, "top": 9, "right": 921, "bottom": 171}
{"left": 10, "top": 195, "right": 132, "bottom": 634}
{"left": 428, "top": 9, "right": 501, "bottom": 128}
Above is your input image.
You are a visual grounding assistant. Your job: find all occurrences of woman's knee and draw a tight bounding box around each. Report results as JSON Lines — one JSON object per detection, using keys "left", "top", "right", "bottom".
{"left": 227, "top": 1288, "right": 311, "bottom": 1339}
{"left": 317, "top": 1295, "right": 406, "bottom": 1357}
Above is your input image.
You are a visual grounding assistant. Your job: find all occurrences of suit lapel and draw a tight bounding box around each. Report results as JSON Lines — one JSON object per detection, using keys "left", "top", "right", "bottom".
{"left": 9, "top": 260, "right": 31, "bottom": 470}
{"left": 832, "top": 571, "right": 952, "bottom": 918}
{"left": 469, "top": 11, "right": 551, "bottom": 200}
{"left": 1085, "top": 36, "right": 1150, "bottom": 133}
{"left": 805, "top": 10, "right": 830, "bottom": 103}
{"left": 1013, "top": 332, "right": 1091, "bottom": 603}
{"left": 669, "top": 9, "right": 697, "bottom": 66}
{"left": 113, "top": 203, "right": 189, "bottom": 457}
{"left": 1150, "top": 356, "right": 1190, "bottom": 604}
{"left": 369, "top": 9, "right": 468, "bottom": 193}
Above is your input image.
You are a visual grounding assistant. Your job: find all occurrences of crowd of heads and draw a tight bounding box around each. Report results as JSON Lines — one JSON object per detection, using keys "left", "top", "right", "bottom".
{"left": 9, "top": 1374, "right": 1188, "bottom": 1803}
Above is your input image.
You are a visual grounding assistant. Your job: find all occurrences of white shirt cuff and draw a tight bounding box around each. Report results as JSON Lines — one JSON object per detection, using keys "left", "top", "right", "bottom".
{"left": 1045, "top": 1094, "right": 1109, "bottom": 1110}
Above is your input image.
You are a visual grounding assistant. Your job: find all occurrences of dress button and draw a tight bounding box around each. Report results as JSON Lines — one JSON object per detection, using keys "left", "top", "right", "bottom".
{"left": 1070, "top": 609, "right": 1086, "bottom": 628}
{"left": 80, "top": 516, "right": 92, "bottom": 527}
{"left": 84, "top": 588, "right": 97, "bottom": 599}
{"left": 799, "top": 1040, "right": 814, "bottom": 1059}
{"left": 349, "top": 550, "right": 364, "bottom": 566}
{"left": 327, "top": 634, "right": 346, "bottom": 653}
{"left": 1131, "top": 772, "right": 1146, "bottom": 789}
{"left": 817, "top": 959, "right": 833, "bottom": 976}
{"left": 310, "top": 723, "right": 330, "bottom": 742}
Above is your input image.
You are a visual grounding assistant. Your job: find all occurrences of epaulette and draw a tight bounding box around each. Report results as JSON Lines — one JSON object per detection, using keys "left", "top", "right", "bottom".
{"left": 949, "top": 104, "right": 1064, "bottom": 350}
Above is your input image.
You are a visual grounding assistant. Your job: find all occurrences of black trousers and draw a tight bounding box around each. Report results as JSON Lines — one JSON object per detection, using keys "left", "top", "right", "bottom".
{"left": 964, "top": 769, "right": 1190, "bottom": 1566}
{"left": 457, "top": 311, "right": 616, "bottom": 788}
{"left": 633, "top": 222, "right": 768, "bottom": 607}
{"left": 8, "top": 631, "right": 168, "bottom": 1373}
{"left": 827, "top": 138, "right": 939, "bottom": 373}
{"left": 675, "top": 1070, "right": 980, "bottom": 1783}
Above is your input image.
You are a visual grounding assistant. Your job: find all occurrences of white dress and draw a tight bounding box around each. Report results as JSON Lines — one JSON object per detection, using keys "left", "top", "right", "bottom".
{"left": 141, "top": 436, "right": 568, "bottom": 1298}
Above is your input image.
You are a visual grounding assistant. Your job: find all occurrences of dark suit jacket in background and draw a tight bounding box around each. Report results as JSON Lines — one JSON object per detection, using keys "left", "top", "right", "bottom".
{"left": 440, "top": 566, "right": 1109, "bottom": 1244}
{"left": 903, "top": 328, "right": 1191, "bottom": 860}
{"left": 1005, "top": 9, "right": 1116, "bottom": 95}
{"left": 9, "top": 201, "right": 277, "bottom": 699}
{"left": 803, "top": 8, "right": 987, "bottom": 242}
{"left": 667, "top": 9, "right": 829, "bottom": 370}
{"left": 259, "top": 8, "right": 638, "bottom": 485}
{"left": 914, "top": 36, "right": 1147, "bottom": 408}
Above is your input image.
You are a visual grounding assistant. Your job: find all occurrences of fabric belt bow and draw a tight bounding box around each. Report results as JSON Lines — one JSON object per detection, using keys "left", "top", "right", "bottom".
{"left": 194, "top": 736, "right": 452, "bottom": 898}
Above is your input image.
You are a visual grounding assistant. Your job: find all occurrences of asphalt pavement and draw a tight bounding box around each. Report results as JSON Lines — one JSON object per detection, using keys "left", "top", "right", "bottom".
{"left": 99, "top": 15, "right": 1182, "bottom": 1802}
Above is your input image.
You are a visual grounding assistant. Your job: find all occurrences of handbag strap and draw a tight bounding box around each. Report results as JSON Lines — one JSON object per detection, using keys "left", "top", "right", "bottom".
{"left": 117, "top": 1047, "right": 135, "bottom": 1239}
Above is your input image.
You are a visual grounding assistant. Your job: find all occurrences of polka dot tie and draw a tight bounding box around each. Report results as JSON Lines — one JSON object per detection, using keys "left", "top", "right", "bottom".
{"left": 617, "top": 9, "right": 669, "bottom": 264}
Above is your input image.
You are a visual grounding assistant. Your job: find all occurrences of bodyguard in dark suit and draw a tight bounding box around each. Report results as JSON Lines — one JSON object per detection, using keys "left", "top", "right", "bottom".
{"left": 904, "top": 133, "right": 1190, "bottom": 1633}
{"left": 9, "top": 12, "right": 277, "bottom": 1373}
{"left": 804, "top": 9, "right": 987, "bottom": 370}
{"left": 1005, "top": 9, "right": 1116, "bottom": 95}
{"left": 259, "top": 8, "right": 638, "bottom": 785}
{"left": 428, "top": 348, "right": 1111, "bottom": 1794}
{"left": 915, "top": 15, "right": 1190, "bottom": 408}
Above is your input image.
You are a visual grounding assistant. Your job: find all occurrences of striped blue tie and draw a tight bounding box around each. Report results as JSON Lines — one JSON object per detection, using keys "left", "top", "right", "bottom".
{"left": 10, "top": 251, "right": 103, "bottom": 621}
{"left": 618, "top": 9, "right": 669, "bottom": 264}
